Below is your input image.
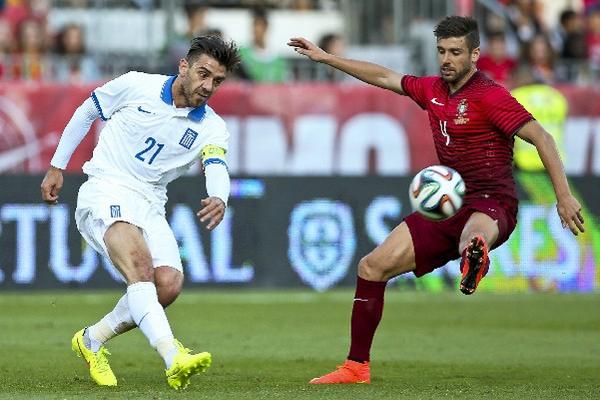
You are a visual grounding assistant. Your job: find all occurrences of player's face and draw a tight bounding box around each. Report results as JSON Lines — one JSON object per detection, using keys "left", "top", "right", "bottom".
{"left": 178, "top": 54, "right": 227, "bottom": 107}
{"left": 436, "top": 37, "right": 480, "bottom": 84}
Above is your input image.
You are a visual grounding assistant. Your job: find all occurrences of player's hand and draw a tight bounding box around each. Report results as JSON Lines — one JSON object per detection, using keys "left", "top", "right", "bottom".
{"left": 556, "top": 194, "right": 584, "bottom": 235}
{"left": 196, "top": 197, "right": 226, "bottom": 230}
{"left": 287, "top": 37, "right": 329, "bottom": 62}
{"left": 40, "top": 166, "right": 64, "bottom": 205}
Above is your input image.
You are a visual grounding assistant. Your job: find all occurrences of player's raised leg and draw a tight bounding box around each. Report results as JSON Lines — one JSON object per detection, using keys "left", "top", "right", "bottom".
{"left": 458, "top": 212, "right": 499, "bottom": 295}
{"left": 103, "top": 222, "right": 210, "bottom": 390}
{"left": 310, "top": 222, "right": 416, "bottom": 384}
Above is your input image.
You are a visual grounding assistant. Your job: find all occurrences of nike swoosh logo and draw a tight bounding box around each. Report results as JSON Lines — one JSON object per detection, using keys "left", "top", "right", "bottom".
{"left": 137, "top": 106, "right": 152, "bottom": 114}
{"left": 353, "top": 298, "right": 369, "bottom": 302}
{"left": 430, "top": 98, "right": 444, "bottom": 106}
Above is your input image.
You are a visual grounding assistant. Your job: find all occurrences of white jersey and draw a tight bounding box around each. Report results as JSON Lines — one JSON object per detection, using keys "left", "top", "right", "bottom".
{"left": 83, "top": 71, "right": 229, "bottom": 207}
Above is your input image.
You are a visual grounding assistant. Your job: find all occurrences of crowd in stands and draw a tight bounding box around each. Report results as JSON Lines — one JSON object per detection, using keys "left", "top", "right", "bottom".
{"left": 1, "top": 0, "right": 600, "bottom": 86}
{"left": 0, "top": 0, "right": 100, "bottom": 82}
{"left": 477, "top": 0, "right": 600, "bottom": 87}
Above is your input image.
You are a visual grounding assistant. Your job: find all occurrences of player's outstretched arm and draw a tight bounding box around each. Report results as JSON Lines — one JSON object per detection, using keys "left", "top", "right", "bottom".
{"left": 40, "top": 97, "right": 101, "bottom": 204}
{"left": 288, "top": 37, "right": 406, "bottom": 94}
{"left": 516, "top": 120, "right": 584, "bottom": 235}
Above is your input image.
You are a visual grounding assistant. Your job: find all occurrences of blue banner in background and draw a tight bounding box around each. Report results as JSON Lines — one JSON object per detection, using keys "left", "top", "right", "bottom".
{"left": 0, "top": 175, "right": 598, "bottom": 292}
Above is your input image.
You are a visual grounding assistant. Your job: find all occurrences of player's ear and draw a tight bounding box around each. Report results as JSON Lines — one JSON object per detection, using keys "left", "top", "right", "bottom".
{"left": 471, "top": 47, "right": 480, "bottom": 63}
{"left": 178, "top": 58, "right": 189, "bottom": 76}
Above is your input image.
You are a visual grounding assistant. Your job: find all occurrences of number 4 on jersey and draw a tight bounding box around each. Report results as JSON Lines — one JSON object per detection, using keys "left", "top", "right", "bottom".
{"left": 135, "top": 137, "right": 164, "bottom": 165}
{"left": 439, "top": 120, "right": 450, "bottom": 145}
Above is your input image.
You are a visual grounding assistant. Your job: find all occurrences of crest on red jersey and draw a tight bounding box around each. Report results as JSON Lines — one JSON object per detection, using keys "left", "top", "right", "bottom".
{"left": 454, "top": 99, "right": 469, "bottom": 125}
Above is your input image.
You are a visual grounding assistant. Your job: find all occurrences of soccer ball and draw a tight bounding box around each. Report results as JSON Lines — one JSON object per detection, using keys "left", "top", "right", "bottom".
{"left": 409, "top": 165, "right": 466, "bottom": 220}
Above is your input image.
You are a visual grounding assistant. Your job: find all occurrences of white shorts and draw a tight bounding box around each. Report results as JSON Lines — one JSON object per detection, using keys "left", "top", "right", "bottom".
{"left": 75, "top": 177, "right": 183, "bottom": 273}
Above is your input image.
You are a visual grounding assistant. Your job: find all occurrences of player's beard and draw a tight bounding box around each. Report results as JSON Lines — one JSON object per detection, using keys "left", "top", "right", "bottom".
{"left": 182, "top": 85, "right": 199, "bottom": 107}
{"left": 441, "top": 64, "right": 474, "bottom": 85}
{"left": 177, "top": 79, "right": 194, "bottom": 107}
{"left": 180, "top": 78, "right": 208, "bottom": 108}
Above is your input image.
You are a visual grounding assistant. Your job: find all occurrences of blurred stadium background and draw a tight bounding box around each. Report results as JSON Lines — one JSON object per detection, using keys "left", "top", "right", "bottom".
{"left": 1, "top": 1, "right": 600, "bottom": 399}
{"left": 1, "top": 0, "right": 599, "bottom": 293}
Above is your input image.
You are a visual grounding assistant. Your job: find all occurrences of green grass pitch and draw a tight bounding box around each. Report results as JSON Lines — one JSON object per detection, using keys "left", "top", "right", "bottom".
{"left": 1, "top": 290, "right": 599, "bottom": 399}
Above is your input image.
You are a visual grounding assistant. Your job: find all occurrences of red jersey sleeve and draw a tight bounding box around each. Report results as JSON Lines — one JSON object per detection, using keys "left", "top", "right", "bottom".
{"left": 483, "top": 85, "right": 534, "bottom": 137}
{"left": 401, "top": 75, "right": 432, "bottom": 110}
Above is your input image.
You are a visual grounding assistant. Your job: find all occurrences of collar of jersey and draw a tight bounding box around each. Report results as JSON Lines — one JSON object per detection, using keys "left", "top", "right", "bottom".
{"left": 160, "top": 75, "right": 206, "bottom": 122}
{"left": 447, "top": 70, "right": 480, "bottom": 98}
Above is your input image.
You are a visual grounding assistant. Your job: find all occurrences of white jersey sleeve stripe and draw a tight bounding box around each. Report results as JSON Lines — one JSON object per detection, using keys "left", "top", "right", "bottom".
{"left": 203, "top": 158, "right": 227, "bottom": 169}
{"left": 91, "top": 92, "right": 107, "bottom": 121}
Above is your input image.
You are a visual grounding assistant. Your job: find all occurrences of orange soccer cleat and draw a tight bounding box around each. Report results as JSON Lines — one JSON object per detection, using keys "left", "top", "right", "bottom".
{"left": 460, "top": 235, "right": 489, "bottom": 295}
{"left": 309, "top": 360, "right": 370, "bottom": 384}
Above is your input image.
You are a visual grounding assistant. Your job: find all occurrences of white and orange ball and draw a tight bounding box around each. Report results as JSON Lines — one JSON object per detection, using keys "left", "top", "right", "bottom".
{"left": 409, "top": 165, "right": 466, "bottom": 220}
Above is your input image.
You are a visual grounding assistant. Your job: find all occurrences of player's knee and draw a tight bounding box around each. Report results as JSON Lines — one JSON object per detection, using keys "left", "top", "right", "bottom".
{"left": 357, "top": 256, "right": 372, "bottom": 278}
{"left": 358, "top": 255, "right": 389, "bottom": 282}
{"left": 157, "top": 285, "right": 180, "bottom": 308}
{"left": 155, "top": 268, "right": 183, "bottom": 308}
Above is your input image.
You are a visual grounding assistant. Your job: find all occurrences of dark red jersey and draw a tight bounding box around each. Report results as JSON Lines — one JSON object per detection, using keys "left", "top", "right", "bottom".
{"left": 401, "top": 71, "right": 533, "bottom": 207}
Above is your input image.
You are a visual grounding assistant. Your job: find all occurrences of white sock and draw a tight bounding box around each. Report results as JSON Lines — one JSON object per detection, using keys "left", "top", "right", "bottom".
{"left": 85, "top": 322, "right": 113, "bottom": 352}
{"left": 127, "top": 282, "right": 176, "bottom": 367}
{"left": 156, "top": 336, "right": 179, "bottom": 369}
{"left": 87, "top": 294, "right": 136, "bottom": 351}
{"left": 86, "top": 294, "right": 136, "bottom": 352}
{"left": 106, "top": 294, "right": 136, "bottom": 334}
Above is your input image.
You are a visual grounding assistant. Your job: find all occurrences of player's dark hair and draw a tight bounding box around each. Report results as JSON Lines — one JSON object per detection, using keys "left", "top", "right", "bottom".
{"left": 252, "top": 7, "right": 269, "bottom": 26}
{"left": 434, "top": 16, "right": 480, "bottom": 51}
{"left": 186, "top": 35, "right": 241, "bottom": 72}
{"left": 486, "top": 31, "right": 505, "bottom": 42}
{"left": 559, "top": 9, "right": 576, "bottom": 26}
{"left": 318, "top": 33, "right": 342, "bottom": 53}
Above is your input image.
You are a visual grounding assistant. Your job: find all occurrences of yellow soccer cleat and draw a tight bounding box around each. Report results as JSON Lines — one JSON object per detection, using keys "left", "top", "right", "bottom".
{"left": 165, "top": 340, "right": 212, "bottom": 390}
{"left": 71, "top": 329, "right": 117, "bottom": 387}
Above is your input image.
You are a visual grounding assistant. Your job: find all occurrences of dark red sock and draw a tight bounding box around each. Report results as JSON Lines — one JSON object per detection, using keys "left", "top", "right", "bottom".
{"left": 347, "top": 276, "right": 387, "bottom": 363}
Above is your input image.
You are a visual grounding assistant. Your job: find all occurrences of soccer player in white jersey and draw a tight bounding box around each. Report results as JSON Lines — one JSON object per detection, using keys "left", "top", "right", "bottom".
{"left": 40, "top": 36, "right": 240, "bottom": 390}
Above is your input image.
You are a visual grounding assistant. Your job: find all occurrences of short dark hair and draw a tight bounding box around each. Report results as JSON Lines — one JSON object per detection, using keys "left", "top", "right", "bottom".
{"left": 186, "top": 35, "right": 241, "bottom": 72}
{"left": 318, "top": 33, "right": 342, "bottom": 52}
{"left": 184, "top": 0, "right": 207, "bottom": 19}
{"left": 486, "top": 30, "right": 505, "bottom": 42}
{"left": 559, "top": 9, "right": 576, "bottom": 26}
{"left": 252, "top": 7, "right": 269, "bottom": 25}
{"left": 434, "top": 16, "right": 480, "bottom": 51}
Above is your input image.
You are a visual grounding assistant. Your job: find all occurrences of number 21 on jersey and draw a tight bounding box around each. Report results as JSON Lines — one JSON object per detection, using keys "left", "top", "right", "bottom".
{"left": 135, "top": 137, "right": 164, "bottom": 165}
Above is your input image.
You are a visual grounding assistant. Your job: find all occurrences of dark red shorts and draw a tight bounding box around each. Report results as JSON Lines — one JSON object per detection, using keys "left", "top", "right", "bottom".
{"left": 404, "top": 197, "right": 517, "bottom": 277}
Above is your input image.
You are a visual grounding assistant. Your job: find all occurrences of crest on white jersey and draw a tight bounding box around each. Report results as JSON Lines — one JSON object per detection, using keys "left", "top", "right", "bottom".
{"left": 179, "top": 128, "right": 199, "bottom": 150}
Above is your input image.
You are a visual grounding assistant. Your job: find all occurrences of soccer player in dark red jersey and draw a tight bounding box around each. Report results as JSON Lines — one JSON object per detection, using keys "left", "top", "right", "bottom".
{"left": 288, "top": 16, "right": 585, "bottom": 385}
